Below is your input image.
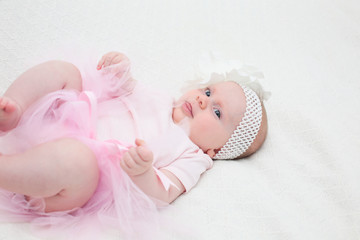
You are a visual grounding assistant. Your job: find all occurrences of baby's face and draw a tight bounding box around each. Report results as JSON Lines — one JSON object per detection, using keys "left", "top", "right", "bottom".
{"left": 172, "top": 81, "right": 246, "bottom": 157}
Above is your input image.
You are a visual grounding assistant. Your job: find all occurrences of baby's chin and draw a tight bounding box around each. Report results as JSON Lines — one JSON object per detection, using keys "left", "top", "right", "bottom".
{"left": 173, "top": 116, "right": 191, "bottom": 137}
{"left": 171, "top": 99, "right": 192, "bottom": 137}
{"left": 171, "top": 100, "right": 185, "bottom": 124}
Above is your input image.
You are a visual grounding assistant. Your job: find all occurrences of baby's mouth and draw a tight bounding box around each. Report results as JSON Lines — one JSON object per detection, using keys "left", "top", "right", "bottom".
{"left": 182, "top": 101, "right": 193, "bottom": 118}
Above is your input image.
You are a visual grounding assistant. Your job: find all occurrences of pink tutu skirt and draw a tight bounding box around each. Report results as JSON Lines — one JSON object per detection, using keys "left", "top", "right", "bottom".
{"left": 0, "top": 59, "right": 166, "bottom": 239}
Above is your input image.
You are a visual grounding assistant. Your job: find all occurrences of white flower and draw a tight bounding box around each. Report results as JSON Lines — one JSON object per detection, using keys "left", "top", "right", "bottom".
{"left": 182, "top": 52, "right": 271, "bottom": 102}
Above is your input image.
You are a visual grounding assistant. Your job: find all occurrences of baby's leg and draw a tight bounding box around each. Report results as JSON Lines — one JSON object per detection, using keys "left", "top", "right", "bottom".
{"left": 0, "top": 60, "right": 83, "bottom": 131}
{"left": 0, "top": 138, "right": 99, "bottom": 212}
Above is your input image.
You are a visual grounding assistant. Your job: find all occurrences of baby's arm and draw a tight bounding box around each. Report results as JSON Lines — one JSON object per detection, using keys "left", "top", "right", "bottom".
{"left": 120, "top": 139, "right": 185, "bottom": 203}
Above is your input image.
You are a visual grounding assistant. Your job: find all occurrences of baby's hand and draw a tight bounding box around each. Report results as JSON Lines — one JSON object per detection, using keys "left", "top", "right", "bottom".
{"left": 97, "top": 51, "right": 129, "bottom": 70}
{"left": 120, "top": 139, "right": 154, "bottom": 176}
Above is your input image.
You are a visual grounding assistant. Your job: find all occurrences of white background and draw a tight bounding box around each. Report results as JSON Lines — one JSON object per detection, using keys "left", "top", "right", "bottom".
{"left": 1, "top": 0, "right": 359, "bottom": 239}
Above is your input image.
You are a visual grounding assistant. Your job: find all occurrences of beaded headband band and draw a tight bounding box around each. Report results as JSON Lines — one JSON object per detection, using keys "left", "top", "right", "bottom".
{"left": 213, "top": 85, "right": 262, "bottom": 159}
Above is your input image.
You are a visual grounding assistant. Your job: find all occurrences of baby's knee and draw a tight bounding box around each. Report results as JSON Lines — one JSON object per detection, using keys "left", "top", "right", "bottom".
{"left": 48, "top": 138, "right": 99, "bottom": 190}
{"left": 57, "top": 138, "right": 98, "bottom": 173}
{"left": 50, "top": 138, "right": 99, "bottom": 210}
{"left": 44, "top": 60, "right": 83, "bottom": 90}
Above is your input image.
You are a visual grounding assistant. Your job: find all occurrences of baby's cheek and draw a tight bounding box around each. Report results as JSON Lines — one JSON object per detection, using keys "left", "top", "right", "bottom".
{"left": 194, "top": 115, "right": 212, "bottom": 131}
{"left": 196, "top": 117, "right": 229, "bottom": 145}
{"left": 189, "top": 118, "right": 211, "bottom": 137}
{"left": 201, "top": 121, "right": 213, "bottom": 132}
{"left": 198, "top": 120, "right": 218, "bottom": 141}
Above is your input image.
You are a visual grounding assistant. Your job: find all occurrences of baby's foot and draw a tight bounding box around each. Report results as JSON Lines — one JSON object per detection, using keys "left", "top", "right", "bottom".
{"left": 0, "top": 96, "right": 21, "bottom": 132}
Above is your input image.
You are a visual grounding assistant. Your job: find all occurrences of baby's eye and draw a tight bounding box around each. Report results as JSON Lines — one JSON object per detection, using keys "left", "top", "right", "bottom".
{"left": 205, "top": 89, "right": 211, "bottom": 97}
{"left": 214, "top": 109, "right": 221, "bottom": 119}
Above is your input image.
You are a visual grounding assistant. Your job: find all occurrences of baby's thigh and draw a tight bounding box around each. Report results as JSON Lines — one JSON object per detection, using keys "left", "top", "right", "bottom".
{"left": 42, "top": 138, "right": 99, "bottom": 212}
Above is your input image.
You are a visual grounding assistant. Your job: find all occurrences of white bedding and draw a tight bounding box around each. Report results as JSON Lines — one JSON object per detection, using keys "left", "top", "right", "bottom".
{"left": 1, "top": 0, "right": 359, "bottom": 239}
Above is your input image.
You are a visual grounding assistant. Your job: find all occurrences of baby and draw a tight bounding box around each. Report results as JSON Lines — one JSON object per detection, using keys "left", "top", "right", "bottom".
{"left": 0, "top": 51, "right": 267, "bottom": 235}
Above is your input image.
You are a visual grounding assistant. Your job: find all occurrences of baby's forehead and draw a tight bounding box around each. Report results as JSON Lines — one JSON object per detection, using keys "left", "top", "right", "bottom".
{"left": 210, "top": 81, "right": 246, "bottom": 130}
{"left": 208, "top": 81, "right": 242, "bottom": 93}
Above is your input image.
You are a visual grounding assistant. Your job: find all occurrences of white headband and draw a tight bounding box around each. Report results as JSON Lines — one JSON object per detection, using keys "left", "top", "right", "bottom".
{"left": 213, "top": 86, "right": 262, "bottom": 159}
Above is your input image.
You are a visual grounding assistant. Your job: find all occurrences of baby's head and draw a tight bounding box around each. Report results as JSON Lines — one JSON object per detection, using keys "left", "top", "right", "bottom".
{"left": 172, "top": 77, "right": 268, "bottom": 159}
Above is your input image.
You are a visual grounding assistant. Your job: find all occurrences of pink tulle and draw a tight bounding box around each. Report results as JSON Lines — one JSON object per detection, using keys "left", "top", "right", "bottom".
{"left": 0, "top": 59, "right": 167, "bottom": 239}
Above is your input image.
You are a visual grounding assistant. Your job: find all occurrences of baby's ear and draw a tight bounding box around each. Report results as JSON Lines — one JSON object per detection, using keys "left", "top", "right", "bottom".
{"left": 205, "top": 149, "right": 216, "bottom": 158}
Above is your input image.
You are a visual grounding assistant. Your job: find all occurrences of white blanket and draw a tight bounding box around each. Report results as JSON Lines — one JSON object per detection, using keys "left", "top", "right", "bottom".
{"left": 1, "top": 0, "right": 359, "bottom": 239}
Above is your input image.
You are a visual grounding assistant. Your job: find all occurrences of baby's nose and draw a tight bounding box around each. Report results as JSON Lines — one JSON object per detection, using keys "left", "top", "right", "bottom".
{"left": 197, "top": 95, "right": 208, "bottom": 109}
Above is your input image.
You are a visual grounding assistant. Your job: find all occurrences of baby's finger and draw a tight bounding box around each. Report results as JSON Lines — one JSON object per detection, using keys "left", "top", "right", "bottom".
{"left": 121, "top": 152, "right": 134, "bottom": 169}
{"left": 97, "top": 52, "right": 116, "bottom": 70}
{"left": 128, "top": 147, "right": 144, "bottom": 165}
{"left": 137, "top": 146, "right": 153, "bottom": 162}
{"left": 97, "top": 57, "right": 106, "bottom": 70}
{"left": 135, "top": 138, "right": 146, "bottom": 147}
{"left": 112, "top": 56, "right": 121, "bottom": 65}
{"left": 134, "top": 139, "right": 152, "bottom": 162}
{"left": 120, "top": 152, "right": 131, "bottom": 172}
{"left": 112, "top": 54, "right": 128, "bottom": 65}
{"left": 104, "top": 52, "right": 119, "bottom": 68}
{"left": 103, "top": 56, "right": 113, "bottom": 68}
